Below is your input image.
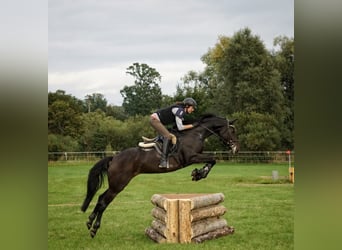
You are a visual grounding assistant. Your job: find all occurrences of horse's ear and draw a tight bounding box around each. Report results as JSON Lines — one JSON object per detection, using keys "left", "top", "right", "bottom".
{"left": 229, "top": 118, "right": 237, "bottom": 125}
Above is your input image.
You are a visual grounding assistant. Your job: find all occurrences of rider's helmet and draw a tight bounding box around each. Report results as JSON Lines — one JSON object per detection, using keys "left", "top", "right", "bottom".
{"left": 183, "top": 97, "right": 197, "bottom": 109}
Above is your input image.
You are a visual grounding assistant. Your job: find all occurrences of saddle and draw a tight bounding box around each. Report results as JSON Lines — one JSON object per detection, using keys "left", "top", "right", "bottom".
{"left": 138, "top": 133, "right": 177, "bottom": 154}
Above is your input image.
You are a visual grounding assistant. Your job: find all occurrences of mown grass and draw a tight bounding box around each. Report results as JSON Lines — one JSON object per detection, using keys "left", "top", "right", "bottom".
{"left": 48, "top": 161, "right": 294, "bottom": 249}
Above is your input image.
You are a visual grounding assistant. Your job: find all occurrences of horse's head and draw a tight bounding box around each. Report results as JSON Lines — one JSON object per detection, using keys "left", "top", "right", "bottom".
{"left": 225, "top": 119, "right": 239, "bottom": 154}
{"left": 199, "top": 114, "right": 240, "bottom": 154}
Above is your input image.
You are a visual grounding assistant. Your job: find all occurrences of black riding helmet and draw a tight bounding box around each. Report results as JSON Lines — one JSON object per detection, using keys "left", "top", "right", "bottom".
{"left": 183, "top": 97, "right": 197, "bottom": 109}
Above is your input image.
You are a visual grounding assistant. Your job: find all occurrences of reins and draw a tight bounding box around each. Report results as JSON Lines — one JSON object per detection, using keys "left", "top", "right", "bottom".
{"left": 199, "top": 119, "right": 233, "bottom": 147}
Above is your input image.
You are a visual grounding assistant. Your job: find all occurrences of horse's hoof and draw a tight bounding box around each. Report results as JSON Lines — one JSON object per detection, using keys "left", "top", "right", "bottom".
{"left": 192, "top": 175, "right": 200, "bottom": 181}
{"left": 86, "top": 221, "right": 92, "bottom": 230}
{"left": 90, "top": 229, "right": 96, "bottom": 238}
{"left": 191, "top": 168, "right": 198, "bottom": 176}
{"left": 191, "top": 168, "right": 199, "bottom": 180}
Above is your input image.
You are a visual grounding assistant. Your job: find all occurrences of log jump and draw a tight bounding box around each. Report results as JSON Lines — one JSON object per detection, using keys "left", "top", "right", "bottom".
{"left": 145, "top": 193, "right": 234, "bottom": 243}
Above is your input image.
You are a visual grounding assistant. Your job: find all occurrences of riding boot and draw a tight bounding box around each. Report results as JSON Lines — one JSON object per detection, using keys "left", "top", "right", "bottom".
{"left": 159, "top": 138, "right": 170, "bottom": 168}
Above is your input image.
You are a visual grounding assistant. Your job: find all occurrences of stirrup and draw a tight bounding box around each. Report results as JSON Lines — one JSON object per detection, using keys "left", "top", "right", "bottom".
{"left": 159, "top": 159, "right": 169, "bottom": 168}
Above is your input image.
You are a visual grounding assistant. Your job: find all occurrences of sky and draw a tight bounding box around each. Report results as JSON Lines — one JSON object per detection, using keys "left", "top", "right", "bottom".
{"left": 48, "top": 0, "right": 294, "bottom": 106}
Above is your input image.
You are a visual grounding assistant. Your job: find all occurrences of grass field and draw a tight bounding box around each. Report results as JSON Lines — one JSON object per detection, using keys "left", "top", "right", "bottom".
{"left": 48, "top": 161, "right": 294, "bottom": 250}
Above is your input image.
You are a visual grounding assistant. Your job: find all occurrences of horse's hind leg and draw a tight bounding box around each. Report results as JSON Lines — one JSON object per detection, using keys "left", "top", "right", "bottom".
{"left": 86, "top": 190, "right": 108, "bottom": 230}
{"left": 86, "top": 162, "right": 136, "bottom": 238}
{"left": 87, "top": 189, "right": 116, "bottom": 238}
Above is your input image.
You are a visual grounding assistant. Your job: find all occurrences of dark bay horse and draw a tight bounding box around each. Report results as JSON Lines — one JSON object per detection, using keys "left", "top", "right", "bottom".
{"left": 81, "top": 114, "right": 239, "bottom": 238}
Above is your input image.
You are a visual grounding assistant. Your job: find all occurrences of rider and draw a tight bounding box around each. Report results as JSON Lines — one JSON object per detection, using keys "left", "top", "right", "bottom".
{"left": 150, "top": 97, "right": 198, "bottom": 168}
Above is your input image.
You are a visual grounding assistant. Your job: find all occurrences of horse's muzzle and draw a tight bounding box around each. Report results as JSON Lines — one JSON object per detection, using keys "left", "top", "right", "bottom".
{"left": 231, "top": 145, "right": 238, "bottom": 154}
{"left": 228, "top": 140, "right": 239, "bottom": 154}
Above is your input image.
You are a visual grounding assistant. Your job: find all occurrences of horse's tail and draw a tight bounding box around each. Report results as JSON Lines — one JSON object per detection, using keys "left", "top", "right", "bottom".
{"left": 80, "top": 156, "right": 113, "bottom": 212}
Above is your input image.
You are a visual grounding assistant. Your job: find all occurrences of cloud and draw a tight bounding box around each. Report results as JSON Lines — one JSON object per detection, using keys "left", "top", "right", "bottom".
{"left": 48, "top": 60, "right": 205, "bottom": 105}
{"left": 48, "top": 0, "right": 293, "bottom": 105}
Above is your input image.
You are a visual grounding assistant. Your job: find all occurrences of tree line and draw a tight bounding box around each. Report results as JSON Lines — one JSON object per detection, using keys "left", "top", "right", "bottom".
{"left": 48, "top": 28, "right": 294, "bottom": 158}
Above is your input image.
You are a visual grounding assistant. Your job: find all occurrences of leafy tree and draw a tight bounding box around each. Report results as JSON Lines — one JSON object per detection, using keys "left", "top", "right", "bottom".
{"left": 200, "top": 36, "right": 232, "bottom": 115}
{"left": 78, "top": 110, "right": 107, "bottom": 151}
{"left": 160, "top": 95, "right": 175, "bottom": 108}
{"left": 48, "top": 134, "right": 80, "bottom": 152}
{"left": 79, "top": 110, "right": 130, "bottom": 151}
{"left": 199, "top": 28, "right": 287, "bottom": 150}
{"left": 173, "top": 70, "right": 209, "bottom": 117}
{"left": 84, "top": 93, "right": 108, "bottom": 113}
{"left": 224, "top": 29, "right": 286, "bottom": 150}
{"left": 105, "top": 104, "right": 128, "bottom": 121}
{"left": 124, "top": 116, "right": 155, "bottom": 148}
{"left": 273, "top": 36, "right": 294, "bottom": 149}
{"left": 273, "top": 36, "right": 294, "bottom": 104}
{"left": 97, "top": 115, "right": 128, "bottom": 150}
{"left": 48, "top": 90, "right": 84, "bottom": 138}
{"left": 223, "top": 28, "right": 283, "bottom": 115}
{"left": 232, "top": 112, "right": 281, "bottom": 150}
{"left": 48, "top": 134, "right": 80, "bottom": 160}
{"left": 120, "top": 63, "right": 162, "bottom": 116}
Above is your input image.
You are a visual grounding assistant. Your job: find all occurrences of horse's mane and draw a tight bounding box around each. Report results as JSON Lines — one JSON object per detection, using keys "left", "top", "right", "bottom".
{"left": 199, "top": 113, "right": 220, "bottom": 122}
{"left": 181, "top": 113, "right": 223, "bottom": 127}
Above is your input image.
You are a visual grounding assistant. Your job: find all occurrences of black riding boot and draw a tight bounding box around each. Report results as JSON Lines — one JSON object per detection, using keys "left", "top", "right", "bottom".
{"left": 159, "top": 138, "right": 170, "bottom": 168}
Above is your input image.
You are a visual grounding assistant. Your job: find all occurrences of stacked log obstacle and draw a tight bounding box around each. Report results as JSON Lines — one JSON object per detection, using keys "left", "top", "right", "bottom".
{"left": 145, "top": 193, "right": 234, "bottom": 243}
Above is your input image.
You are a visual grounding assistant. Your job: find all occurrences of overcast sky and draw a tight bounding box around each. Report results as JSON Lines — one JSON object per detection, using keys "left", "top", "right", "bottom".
{"left": 48, "top": 0, "right": 294, "bottom": 106}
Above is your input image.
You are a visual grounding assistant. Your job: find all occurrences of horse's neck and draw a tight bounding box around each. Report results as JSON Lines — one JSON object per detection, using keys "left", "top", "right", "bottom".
{"left": 177, "top": 122, "right": 215, "bottom": 140}
{"left": 199, "top": 121, "right": 217, "bottom": 139}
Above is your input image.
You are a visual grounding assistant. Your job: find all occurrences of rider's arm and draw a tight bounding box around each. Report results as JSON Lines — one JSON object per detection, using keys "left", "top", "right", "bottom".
{"left": 172, "top": 107, "right": 194, "bottom": 131}
{"left": 175, "top": 117, "right": 194, "bottom": 130}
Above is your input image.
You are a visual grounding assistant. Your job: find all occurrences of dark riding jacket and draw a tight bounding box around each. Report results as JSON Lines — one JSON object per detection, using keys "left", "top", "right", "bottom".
{"left": 156, "top": 105, "right": 185, "bottom": 125}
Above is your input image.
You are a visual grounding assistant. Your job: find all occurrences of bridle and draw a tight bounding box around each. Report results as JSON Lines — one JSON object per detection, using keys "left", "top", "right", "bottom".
{"left": 199, "top": 119, "right": 238, "bottom": 152}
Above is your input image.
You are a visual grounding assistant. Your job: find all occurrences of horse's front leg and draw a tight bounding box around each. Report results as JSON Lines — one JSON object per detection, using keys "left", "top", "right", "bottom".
{"left": 191, "top": 160, "right": 216, "bottom": 181}
{"left": 189, "top": 153, "right": 216, "bottom": 181}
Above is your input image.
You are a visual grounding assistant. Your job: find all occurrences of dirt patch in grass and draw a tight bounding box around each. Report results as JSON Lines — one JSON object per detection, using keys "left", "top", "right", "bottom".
{"left": 232, "top": 175, "right": 292, "bottom": 185}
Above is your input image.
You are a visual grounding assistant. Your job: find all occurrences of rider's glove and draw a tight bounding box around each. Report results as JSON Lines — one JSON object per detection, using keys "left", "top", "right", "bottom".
{"left": 192, "top": 122, "right": 200, "bottom": 128}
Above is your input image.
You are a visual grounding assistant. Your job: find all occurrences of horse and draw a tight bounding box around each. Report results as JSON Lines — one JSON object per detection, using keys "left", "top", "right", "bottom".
{"left": 81, "top": 114, "right": 239, "bottom": 238}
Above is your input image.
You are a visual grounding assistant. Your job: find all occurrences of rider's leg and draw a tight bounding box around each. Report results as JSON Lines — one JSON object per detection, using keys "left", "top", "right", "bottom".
{"left": 150, "top": 117, "right": 172, "bottom": 168}
{"left": 159, "top": 137, "right": 171, "bottom": 168}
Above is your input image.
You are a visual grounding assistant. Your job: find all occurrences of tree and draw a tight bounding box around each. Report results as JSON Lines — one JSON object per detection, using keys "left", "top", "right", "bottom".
{"left": 160, "top": 94, "right": 175, "bottom": 107}
{"left": 79, "top": 110, "right": 132, "bottom": 151}
{"left": 78, "top": 110, "right": 106, "bottom": 151}
{"left": 48, "top": 134, "right": 80, "bottom": 159}
{"left": 199, "top": 28, "right": 287, "bottom": 150}
{"left": 200, "top": 36, "right": 232, "bottom": 115}
{"left": 273, "top": 36, "right": 294, "bottom": 105}
{"left": 105, "top": 104, "right": 128, "bottom": 121}
{"left": 225, "top": 28, "right": 286, "bottom": 150}
{"left": 173, "top": 70, "right": 209, "bottom": 116}
{"left": 223, "top": 28, "right": 283, "bottom": 115}
{"left": 232, "top": 112, "right": 281, "bottom": 150}
{"left": 48, "top": 90, "right": 84, "bottom": 138}
{"left": 120, "top": 63, "right": 162, "bottom": 116}
{"left": 84, "top": 93, "right": 108, "bottom": 113}
{"left": 273, "top": 36, "right": 294, "bottom": 149}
